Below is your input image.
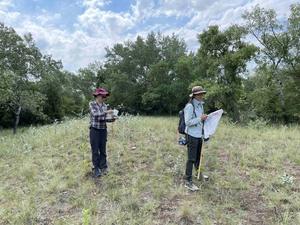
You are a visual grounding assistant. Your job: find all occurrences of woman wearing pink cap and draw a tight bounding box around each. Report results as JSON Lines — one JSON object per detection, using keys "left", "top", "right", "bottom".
{"left": 89, "top": 87, "right": 114, "bottom": 177}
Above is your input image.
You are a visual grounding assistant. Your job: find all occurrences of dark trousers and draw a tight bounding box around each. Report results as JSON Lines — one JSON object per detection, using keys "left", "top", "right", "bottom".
{"left": 89, "top": 127, "right": 108, "bottom": 169}
{"left": 185, "top": 135, "right": 203, "bottom": 182}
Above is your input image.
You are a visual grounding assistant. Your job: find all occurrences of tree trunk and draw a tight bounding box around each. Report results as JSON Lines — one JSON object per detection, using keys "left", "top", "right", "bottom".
{"left": 13, "top": 106, "right": 21, "bottom": 134}
{"left": 274, "top": 70, "right": 287, "bottom": 123}
{"left": 233, "top": 105, "right": 240, "bottom": 123}
{"left": 277, "top": 80, "right": 288, "bottom": 123}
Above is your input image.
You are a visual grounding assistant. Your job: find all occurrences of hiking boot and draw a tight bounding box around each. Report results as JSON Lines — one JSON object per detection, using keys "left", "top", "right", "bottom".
{"left": 94, "top": 167, "right": 101, "bottom": 177}
{"left": 184, "top": 181, "right": 199, "bottom": 191}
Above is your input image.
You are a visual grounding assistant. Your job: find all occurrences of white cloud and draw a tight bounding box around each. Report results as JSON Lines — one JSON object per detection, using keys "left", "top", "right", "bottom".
{"left": 78, "top": 7, "right": 134, "bottom": 36}
{"left": 0, "top": 0, "right": 297, "bottom": 71}
{"left": 139, "top": 0, "right": 298, "bottom": 57}
{"left": 0, "top": 0, "right": 20, "bottom": 24}
{"left": 157, "top": 0, "right": 219, "bottom": 17}
{"left": 36, "top": 11, "right": 61, "bottom": 26}
{"left": 131, "top": 0, "right": 156, "bottom": 20}
{"left": 0, "top": 11, "right": 20, "bottom": 24}
{"left": 82, "top": 0, "right": 111, "bottom": 8}
{"left": 15, "top": 19, "right": 109, "bottom": 71}
{"left": 0, "top": 0, "right": 13, "bottom": 11}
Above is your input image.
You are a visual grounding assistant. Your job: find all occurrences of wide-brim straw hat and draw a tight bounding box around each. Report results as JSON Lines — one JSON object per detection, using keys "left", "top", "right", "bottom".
{"left": 189, "top": 86, "right": 207, "bottom": 97}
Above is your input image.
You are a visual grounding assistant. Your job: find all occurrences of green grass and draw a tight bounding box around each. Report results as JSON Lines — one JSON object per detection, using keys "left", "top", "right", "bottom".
{"left": 0, "top": 116, "right": 299, "bottom": 225}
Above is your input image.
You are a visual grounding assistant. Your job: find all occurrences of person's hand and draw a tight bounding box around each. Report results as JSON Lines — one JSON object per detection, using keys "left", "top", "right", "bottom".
{"left": 201, "top": 114, "right": 208, "bottom": 121}
{"left": 105, "top": 109, "right": 114, "bottom": 114}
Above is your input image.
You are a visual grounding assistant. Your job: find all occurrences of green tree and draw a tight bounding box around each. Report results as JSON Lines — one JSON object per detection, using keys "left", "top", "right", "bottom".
{"left": 243, "top": 4, "right": 300, "bottom": 123}
{"left": 0, "top": 23, "right": 46, "bottom": 133}
{"left": 196, "top": 25, "right": 257, "bottom": 121}
{"left": 95, "top": 32, "right": 188, "bottom": 114}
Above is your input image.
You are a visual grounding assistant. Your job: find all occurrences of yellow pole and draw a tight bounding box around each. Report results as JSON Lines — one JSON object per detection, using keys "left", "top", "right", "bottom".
{"left": 197, "top": 139, "right": 204, "bottom": 180}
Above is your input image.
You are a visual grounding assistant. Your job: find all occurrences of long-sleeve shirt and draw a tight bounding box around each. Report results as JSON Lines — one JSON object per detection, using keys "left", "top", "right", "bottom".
{"left": 89, "top": 101, "right": 107, "bottom": 129}
{"left": 184, "top": 98, "right": 204, "bottom": 138}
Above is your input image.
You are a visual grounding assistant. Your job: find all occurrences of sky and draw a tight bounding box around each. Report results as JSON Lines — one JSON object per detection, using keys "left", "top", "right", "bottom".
{"left": 0, "top": 0, "right": 298, "bottom": 72}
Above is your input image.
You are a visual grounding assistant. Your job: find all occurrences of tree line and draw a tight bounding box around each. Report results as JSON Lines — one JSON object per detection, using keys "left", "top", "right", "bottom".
{"left": 1, "top": 4, "right": 299, "bottom": 133}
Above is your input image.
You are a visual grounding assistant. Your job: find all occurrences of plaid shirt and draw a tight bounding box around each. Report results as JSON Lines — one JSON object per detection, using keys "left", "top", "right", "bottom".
{"left": 89, "top": 101, "right": 107, "bottom": 129}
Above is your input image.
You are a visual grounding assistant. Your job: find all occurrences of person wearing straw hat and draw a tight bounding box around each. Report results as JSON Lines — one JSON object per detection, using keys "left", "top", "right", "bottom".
{"left": 89, "top": 88, "right": 114, "bottom": 177}
{"left": 184, "top": 86, "right": 208, "bottom": 191}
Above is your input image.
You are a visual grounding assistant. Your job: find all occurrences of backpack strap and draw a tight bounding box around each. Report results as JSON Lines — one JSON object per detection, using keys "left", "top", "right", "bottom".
{"left": 187, "top": 100, "right": 196, "bottom": 118}
{"left": 192, "top": 102, "right": 196, "bottom": 118}
{"left": 185, "top": 101, "right": 196, "bottom": 135}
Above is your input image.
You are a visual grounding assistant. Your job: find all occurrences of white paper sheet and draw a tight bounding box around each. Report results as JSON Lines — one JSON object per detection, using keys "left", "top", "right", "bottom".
{"left": 203, "top": 109, "right": 223, "bottom": 139}
{"left": 113, "top": 109, "right": 119, "bottom": 117}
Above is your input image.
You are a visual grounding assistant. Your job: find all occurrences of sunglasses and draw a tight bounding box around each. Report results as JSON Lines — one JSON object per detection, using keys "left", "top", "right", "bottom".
{"left": 95, "top": 95, "right": 108, "bottom": 98}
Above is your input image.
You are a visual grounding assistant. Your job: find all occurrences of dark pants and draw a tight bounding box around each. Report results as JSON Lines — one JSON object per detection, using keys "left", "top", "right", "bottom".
{"left": 89, "top": 127, "right": 108, "bottom": 170}
{"left": 185, "top": 135, "right": 203, "bottom": 182}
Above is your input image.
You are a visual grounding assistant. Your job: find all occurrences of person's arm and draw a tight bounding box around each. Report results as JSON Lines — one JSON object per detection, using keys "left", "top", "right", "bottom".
{"left": 184, "top": 103, "right": 201, "bottom": 127}
{"left": 89, "top": 102, "right": 106, "bottom": 117}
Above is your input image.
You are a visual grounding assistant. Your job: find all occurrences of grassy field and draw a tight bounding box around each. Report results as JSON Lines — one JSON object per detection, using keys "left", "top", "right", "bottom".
{"left": 0, "top": 116, "right": 299, "bottom": 225}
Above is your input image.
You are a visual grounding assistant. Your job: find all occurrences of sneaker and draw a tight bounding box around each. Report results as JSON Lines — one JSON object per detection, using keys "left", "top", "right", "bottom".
{"left": 184, "top": 181, "right": 199, "bottom": 191}
{"left": 94, "top": 167, "right": 101, "bottom": 177}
